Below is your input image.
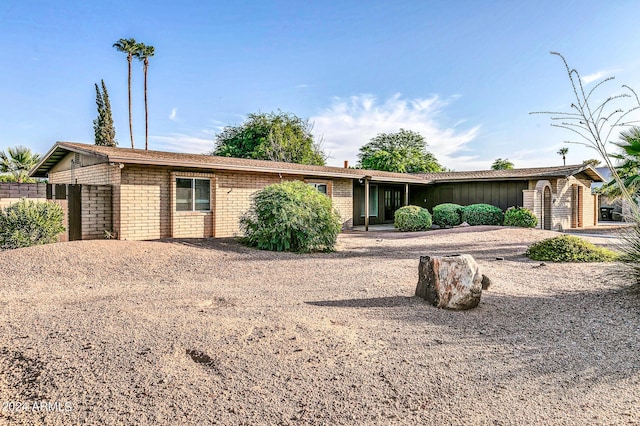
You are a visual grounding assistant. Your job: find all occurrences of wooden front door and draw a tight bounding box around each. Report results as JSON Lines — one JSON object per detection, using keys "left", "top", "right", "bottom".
{"left": 384, "top": 188, "right": 402, "bottom": 222}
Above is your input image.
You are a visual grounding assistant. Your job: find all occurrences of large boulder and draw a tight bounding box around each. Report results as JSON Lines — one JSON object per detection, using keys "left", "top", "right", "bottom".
{"left": 415, "top": 254, "right": 483, "bottom": 310}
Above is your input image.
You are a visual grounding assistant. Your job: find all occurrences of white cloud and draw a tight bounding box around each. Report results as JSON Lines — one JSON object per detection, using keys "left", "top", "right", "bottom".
{"left": 169, "top": 108, "right": 178, "bottom": 121}
{"left": 150, "top": 120, "right": 227, "bottom": 154}
{"left": 295, "top": 84, "right": 309, "bottom": 89}
{"left": 581, "top": 71, "right": 607, "bottom": 84}
{"left": 151, "top": 132, "right": 214, "bottom": 154}
{"left": 311, "top": 93, "right": 480, "bottom": 169}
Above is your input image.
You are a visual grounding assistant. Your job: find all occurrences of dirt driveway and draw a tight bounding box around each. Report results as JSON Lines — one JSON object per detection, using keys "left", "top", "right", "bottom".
{"left": 0, "top": 227, "right": 638, "bottom": 425}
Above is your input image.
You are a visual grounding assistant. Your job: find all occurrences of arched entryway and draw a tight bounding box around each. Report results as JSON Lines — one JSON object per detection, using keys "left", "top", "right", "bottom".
{"left": 534, "top": 180, "right": 553, "bottom": 230}
{"left": 543, "top": 186, "right": 551, "bottom": 230}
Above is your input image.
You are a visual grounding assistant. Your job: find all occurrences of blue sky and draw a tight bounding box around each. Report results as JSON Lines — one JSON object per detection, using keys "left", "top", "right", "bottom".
{"left": 2, "top": 0, "right": 640, "bottom": 170}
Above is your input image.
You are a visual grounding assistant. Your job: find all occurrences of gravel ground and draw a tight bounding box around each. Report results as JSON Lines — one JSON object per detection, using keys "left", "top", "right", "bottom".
{"left": 0, "top": 226, "right": 638, "bottom": 425}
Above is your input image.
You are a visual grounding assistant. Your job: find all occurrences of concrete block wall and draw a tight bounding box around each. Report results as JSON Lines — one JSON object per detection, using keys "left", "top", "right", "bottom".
{"left": 81, "top": 185, "right": 112, "bottom": 239}
{"left": 577, "top": 178, "right": 597, "bottom": 226}
{"left": 212, "top": 172, "right": 353, "bottom": 238}
{"left": 525, "top": 177, "right": 596, "bottom": 230}
{"left": 522, "top": 189, "right": 539, "bottom": 227}
{"left": 546, "top": 176, "right": 594, "bottom": 230}
{"left": 120, "top": 166, "right": 171, "bottom": 240}
{"left": 49, "top": 163, "right": 116, "bottom": 185}
{"left": 0, "top": 183, "right": 48, "bottom": 210}
{"left": 79, "top": 166, "right": 303, "bottom": 240}
{"left": 332, "top": 179, "right": 354, "bottom": 229}
{"left": 50, "top": 163, "right": 122, "bottom": 238}
{"left": 214, "top": 171, "right": 289, "bottom": 237}
{"left": 47, "top": 163, "right": 357, "bottom": 240}
{"left": 553, "top": 178, "right": 574, "bottom": 230}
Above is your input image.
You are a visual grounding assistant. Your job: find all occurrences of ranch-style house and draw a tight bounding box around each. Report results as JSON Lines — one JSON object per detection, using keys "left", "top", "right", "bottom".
{"left": 30, "top": 142, "right": 604, "bottom": 241}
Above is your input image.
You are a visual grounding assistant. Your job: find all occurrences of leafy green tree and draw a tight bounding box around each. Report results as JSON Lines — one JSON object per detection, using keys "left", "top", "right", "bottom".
{"left": 135, "top": 43, "right": 155, "bottom": 150}
{"left": 213, "top": 111, "right": 326, "bottom": 165}
{"left": 491, "top": 158, "right": 514, "bottom": 170}
{"left": 0, "top": 146, "right": 41, "bottom": 183}
{"left": 557, "top": 147, "right": 569, "bottom": 165}
{"left": 357, "top": 129, "right": 443, "bottom": 173}
{"left": 113, "top": 38, "right": 138, "bottom": 149}
{"left": 93, "top": 80, "right": 117, "bottom": 147}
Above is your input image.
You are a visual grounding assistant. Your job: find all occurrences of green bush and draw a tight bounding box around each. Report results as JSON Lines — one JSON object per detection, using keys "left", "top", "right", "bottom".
{"left": 0, "top": 175, "right": 38, "bottom": 183}
{"left": 526, "top": 234, "right": 619, "bottom": 262}
{"left": 503, "top": 207, "right": 538, "bottom": 228}
{"left": 461, "top": 203, "right": 504, "bottom": 226}
{"left": 0, "top": 199, "right": 65, "bottom": 250}
{"left": 394, "top": 205, "right": 433, "bottom": 232}
{"left": 240, "top": 180, "right": 342, "bottom": 252}
{"left": 432, "top": 203, "right": 463, "bottom": 227}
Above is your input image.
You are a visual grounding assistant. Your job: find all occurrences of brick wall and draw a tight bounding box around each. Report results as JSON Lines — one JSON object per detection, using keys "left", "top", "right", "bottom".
{"left": 213, "top": 173, "right": 354, "bottom": 237}
{"left": 524, "top": 177, "right": 596, "bottom": 230}
{"left": 0, "top": 183, "right": 48, "bottom": 210}
{"left": 81, "top": 185, "right": 112, "bottom": 239}
{"left": 522, "top": 189, "right": 539, "bottom": 226}
{"left": 548, "top": 176, "right": 593, "bottom": 230}
{"left": 332, "top": 179, "right": 353, "bottom": 229}
{"left": 49, "top": 163, "right": 116, "bottom": 185}
{"left": 47, "top": 163, "right": 358, "bottom": 240}
{"left": 577, "top": 178, "right": 597, "bottom": 227}
{"left": 50, "top": 163, "right": 122, "bottom": 238}
{"left": 120, "top": 166, "right": 170, "bottom": 240}
{"left": 214, "top": 171, "right": 288, "bottom": 237}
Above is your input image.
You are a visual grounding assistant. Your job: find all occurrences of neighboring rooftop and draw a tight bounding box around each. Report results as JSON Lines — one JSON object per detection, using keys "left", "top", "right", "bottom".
{"left": 31, "top": 142, "right": 605, "bottom": 184}
{"left": 423, "top": 164, "right": 604, "bottom": 183}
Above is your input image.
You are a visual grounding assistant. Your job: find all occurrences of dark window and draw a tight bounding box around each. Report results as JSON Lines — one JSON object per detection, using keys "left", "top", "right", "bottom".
{"left": 360, "top": 185, "right": 378, "bottom": 217}
{"left": 176, "top": 178, "right": 210, "bottom": 211}
{"left": 309, "top": 182, "right": 328, "bottom": 194}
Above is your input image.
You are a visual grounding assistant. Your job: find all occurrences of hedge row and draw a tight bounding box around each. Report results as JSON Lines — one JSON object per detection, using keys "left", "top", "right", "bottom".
{"left": 431, "top": 204, "right": 537, "bottom": 228}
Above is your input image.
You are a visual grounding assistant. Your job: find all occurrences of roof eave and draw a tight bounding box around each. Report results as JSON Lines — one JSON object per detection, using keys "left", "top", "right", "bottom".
{"left": 103, "top": 156, "right": 370, "bottom": 180}
{"left": 29, "top": 142, "right": 111, "bottom": 178}
{"left": 102, "top": 156, "right": 432, "bottom": 183}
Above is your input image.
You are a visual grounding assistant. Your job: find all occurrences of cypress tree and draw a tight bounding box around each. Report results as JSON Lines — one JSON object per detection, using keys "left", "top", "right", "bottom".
{"left": 93, "top": 80, "right": 117, "bottom": 147}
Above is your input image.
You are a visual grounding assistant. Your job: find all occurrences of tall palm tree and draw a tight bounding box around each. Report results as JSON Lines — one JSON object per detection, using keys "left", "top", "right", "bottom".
{"left": 135, "top": 43, "right": 155, "bottom": 150}
{"left": 113, "top": 38, "right": 138, "bottom": 149}
{"left": 0, "top": 146, "right": 41, "bottom": 183}
{"left": 557, "top": 147, "right": 569, "bottom": 165}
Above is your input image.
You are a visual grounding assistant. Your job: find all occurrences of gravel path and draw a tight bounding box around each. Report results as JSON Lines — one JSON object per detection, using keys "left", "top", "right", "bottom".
{"left": 0, "top": 226, "right": 638, "bottom": 425}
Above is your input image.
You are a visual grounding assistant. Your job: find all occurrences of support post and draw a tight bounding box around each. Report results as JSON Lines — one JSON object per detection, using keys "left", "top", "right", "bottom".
{"left": 404, "top": 183, "right": 409, "bottom": 206}
{"left": 364, "top": 177, "right": 370, "bottom": 231}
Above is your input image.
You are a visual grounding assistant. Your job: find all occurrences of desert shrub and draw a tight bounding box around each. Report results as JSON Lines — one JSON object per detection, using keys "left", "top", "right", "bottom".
{"left": 394, "top": 205, "right": 432, "bottom": 232}
{"left": 240, "top": 180, "right": 342, "bottom": 252}
{"left": 432, "top": 203, "right": 463, "bottom": 227}
{"left": 526, "top": 234, "right": 619, "bottom": 262}
{"left": 0, "top": 199, "right": 65, "bottom": 250}
{"left": 461, "top": 203, "right": 504, "bottom": 226}
{"left": 503, "top": 207, "right": 538, "bottom": 228}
